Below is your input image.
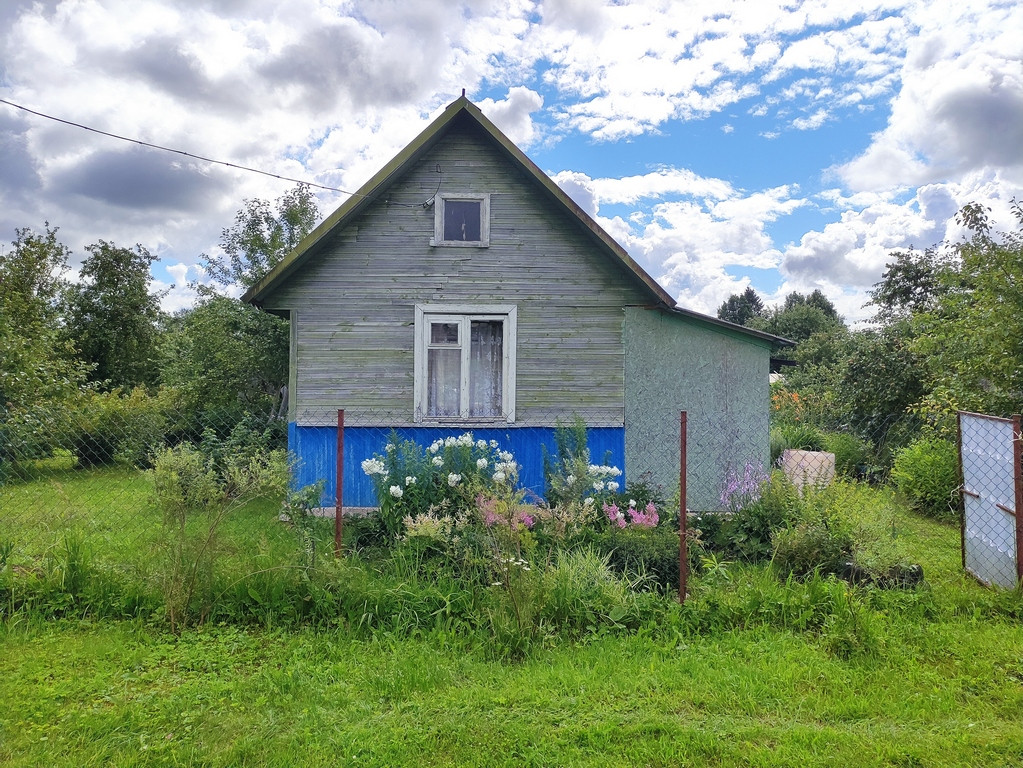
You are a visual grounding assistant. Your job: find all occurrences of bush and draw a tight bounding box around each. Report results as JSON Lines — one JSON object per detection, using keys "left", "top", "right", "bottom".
{"left": 54, "top": 387, "right": 180, "bottom": 468}
{"left": 821, "top": 431, "right": 871, "bottom": 478}
{"left": 773, "top": 521, "right": 853, "bottom": 578}
{"left": 891, "top": 437, "right": 960, "bottom": 521}
{"left": 362, "top": 432, "right": 523, "bottom": 540}
{"left": 587, "top": 525, "right": 681, "bottom": 592}
{"left": 713, "top": 469, "right": 802, "bottom": 562}
{"left": 772, "top": 481, "right": 913, "bottom": 582}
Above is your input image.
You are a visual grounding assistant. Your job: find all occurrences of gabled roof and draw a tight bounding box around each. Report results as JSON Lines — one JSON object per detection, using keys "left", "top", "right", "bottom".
{"left": 244, "top": 94, "right": 674, "bottom": 307}
{"left": 242, "top": 95, "right": 792, "bottom": 349}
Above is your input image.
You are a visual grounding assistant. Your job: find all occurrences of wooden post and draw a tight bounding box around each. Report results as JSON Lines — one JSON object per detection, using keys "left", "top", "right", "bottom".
{"left": 679, "top": 411, "right": 688, "bottom": 604}
{"left": 335, "top": 409, "right": 344, "bottom": 556}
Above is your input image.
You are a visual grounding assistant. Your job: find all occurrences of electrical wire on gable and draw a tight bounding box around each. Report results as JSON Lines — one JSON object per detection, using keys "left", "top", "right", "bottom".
{"left": 0, "top": 97, "right": 441, "bottom": 208}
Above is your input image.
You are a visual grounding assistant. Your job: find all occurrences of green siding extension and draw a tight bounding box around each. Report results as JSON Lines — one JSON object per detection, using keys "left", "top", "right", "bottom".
{"left": 624, "top": 307, "right": 773, "bottom": 512}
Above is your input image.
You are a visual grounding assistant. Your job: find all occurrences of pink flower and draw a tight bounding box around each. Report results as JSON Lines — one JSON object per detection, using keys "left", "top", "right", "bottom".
{"left": 520, "top": 514, "right": 535, "bottom": 529}
{"left": 627, "top": 502, "right": 659, "bottom": 527}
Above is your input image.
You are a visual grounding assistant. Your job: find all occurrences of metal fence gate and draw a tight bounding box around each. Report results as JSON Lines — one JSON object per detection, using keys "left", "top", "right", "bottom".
{"left": 958, "top": 411, "right": 1023, "bottom": 588}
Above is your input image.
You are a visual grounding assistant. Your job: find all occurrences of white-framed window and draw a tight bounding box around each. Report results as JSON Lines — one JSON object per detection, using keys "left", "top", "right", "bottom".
{"left": 431, "top": 193, "right": 490, "bottom": 247}
{"left": 414, "top": 304, "right": 516, "bottom": 423}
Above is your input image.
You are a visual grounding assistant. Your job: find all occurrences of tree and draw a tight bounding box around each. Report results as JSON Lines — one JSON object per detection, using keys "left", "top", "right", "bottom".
{"left": 0, "top": 225, "right": 87, "bottom": 410}
{"left": 162, "top": 185, "right": 319, "bottom": 428}
{"left": 0, "top": 225, "right": 93, "bottom": 471}
{"left": 160, "top": 295, "right": 289, "bottom": 424}
{"left": 912, "top": 200, "right": 1023, "bottom": 417}
{"left": 751, "top": 290, "right": 845, "bottom": 345}
{"left": 203, "top": 184, "right": 319, "bottom": 290}
{"left": 717, "top": 286, "right": 765, "bottom": 326}
{"left": 62, "top": 241, "right": 164, "bottom": 390}
{"left": 869, "top": 248, "right": 950, "bottom": 323}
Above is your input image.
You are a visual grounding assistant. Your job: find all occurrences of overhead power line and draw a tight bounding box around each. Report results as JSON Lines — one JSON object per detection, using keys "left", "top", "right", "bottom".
{"left": 0, "top": 97, "right": 358, "bottom": 197}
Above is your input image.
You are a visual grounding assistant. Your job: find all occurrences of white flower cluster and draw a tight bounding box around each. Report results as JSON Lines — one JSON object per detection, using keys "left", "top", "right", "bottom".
{"left": 389, "top": 485, "right": 403, "bottom": 498}
{"left": 499, "top": 555, "right": 531, "bottom": 572}
{"left": 589, "top": 464, "right": 622, "bottom": 478}
{"left": 401, "top": 512, "right": 453, "bottom": 542}
{"left": 447, "top": 473, "right": 462, "bottom": 487}
{"left": 428, "top": 432, "right": 477, "bottom": 453}
{"left": 361, "top": 458, "right": 388, "bottom": 477}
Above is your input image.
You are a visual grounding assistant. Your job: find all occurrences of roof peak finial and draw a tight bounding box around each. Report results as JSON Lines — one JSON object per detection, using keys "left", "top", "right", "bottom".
{"left": 461, "top": 88, "right": 466, "bottom": 98}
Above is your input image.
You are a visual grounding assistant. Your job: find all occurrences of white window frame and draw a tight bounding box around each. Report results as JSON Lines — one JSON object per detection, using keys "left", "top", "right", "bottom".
{"left": 430, "top": 193, "right": 490, "bottom": 247}
{"left": 414, "top": 303, "right": 516, "bottom": 423}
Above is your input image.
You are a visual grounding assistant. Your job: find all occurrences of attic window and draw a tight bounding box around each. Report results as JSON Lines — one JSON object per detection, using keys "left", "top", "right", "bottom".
{"left": 432, "top": 193, "right": 490, "bottom": 247}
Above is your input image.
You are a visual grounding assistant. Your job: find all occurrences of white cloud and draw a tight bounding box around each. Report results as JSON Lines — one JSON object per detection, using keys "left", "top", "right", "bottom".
{"left": 477, "top": 87, "right": 545, "bottom": 148}
{"left": 838, "top": 1, "right": 1023, "bottom": 191}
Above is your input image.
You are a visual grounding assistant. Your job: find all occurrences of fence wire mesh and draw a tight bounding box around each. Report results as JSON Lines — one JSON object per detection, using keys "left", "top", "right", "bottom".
{"left": 0, "top": 397, "right": 1003, "bottom": 593}
{"left": 957, "top": 411, "right": 1023, "bottom": 588}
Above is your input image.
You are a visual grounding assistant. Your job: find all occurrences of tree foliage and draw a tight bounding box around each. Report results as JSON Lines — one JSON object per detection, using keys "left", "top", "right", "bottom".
{"left": 160, "top": 296, "right": 289, "bottom": 424}
{"left": 203, "top": 184, "right": 319, "bottom": 290}
{"left": 0, "top": 226, "right": 87, "bottom": 410}
{"left": 717, "top": 286, "right": 765, "bottom": 326}
{"left": 751, "top": 290, "right": 845, "bottom": 345}
{"left": 911, "top": 200, "right": 1023, "bottom": 417}
{"left": 62, "top": 241, "right": 164, "bottom": 390}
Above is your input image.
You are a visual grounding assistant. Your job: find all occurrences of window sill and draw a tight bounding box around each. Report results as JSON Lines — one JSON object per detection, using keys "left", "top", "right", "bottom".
{"left": 429, "top": 239, "right": 490, "bottom": 248}
{"left": 419, "top": 416, "right": 513, "bottom": 426}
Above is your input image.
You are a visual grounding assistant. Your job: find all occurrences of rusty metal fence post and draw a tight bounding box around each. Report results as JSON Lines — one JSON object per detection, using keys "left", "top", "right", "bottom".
{"left": 679, "top": 410, "right": 688, "bottom": 604}
{"left": 1015, "top": 414, "right": 1023, "bottom": 584}
{"left": 335, "top": 408, "right": 344, "bottom": 556}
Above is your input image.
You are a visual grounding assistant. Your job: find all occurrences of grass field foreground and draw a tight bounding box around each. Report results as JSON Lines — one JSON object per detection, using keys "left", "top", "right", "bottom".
{"left": 2, "top": 465, "right": 1023, "bottom": 765}
{"left": 1, "top": 612, "right": 1022, "bottom": 767}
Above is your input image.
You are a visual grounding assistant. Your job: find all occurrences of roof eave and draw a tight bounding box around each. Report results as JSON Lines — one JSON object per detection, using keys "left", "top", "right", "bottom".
{"left": 668, "top": 305, "right": 796, "bottom": 349}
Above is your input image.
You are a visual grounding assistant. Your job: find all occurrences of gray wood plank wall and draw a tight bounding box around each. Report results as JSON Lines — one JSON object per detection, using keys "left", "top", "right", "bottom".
{"left": 261, "top": 119, "right": 656, "bottom": 427}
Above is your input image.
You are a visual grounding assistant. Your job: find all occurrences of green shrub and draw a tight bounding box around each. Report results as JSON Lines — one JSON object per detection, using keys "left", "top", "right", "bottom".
{"left": 821, "top": 431, "right": 871, "bottom": 478}
{"left": 587, "top": 526, "right": 681, "bottom": 592}
{"left": 717, "top": 470, "right": 802, "bottom": 562}
{"left": 772, "top": 481, "right": 913, "bottom": 581}
{"left": 773, "top": 521, "right": 853, "bottom": 577}
{"left": 891, "top": 437, "right": 960, "bottom": 521}
{"left": 362, "top": 431, "right": 528, "bottom": 540}
{"left": 56, "top": 387, "right": 176, "bottom": 468}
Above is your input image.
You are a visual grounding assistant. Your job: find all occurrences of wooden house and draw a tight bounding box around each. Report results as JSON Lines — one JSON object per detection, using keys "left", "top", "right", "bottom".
{"left": 243, "top": 96, "right": 790, "bottom": 510}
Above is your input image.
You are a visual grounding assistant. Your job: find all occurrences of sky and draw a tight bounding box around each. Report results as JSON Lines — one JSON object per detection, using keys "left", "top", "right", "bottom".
{"left": 1, "top": 0, "right": 1021, "bottom": 324}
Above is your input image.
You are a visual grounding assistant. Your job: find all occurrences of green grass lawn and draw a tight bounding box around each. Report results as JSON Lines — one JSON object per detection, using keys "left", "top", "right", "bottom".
{"left": 1, "top": 614, "right": 1022, "bottom": 767}
{"left": 2, "top": 467, "right": 1022, "bottom": 766}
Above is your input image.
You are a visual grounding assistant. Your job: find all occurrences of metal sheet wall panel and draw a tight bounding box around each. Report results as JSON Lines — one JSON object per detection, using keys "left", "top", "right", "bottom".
{"left": 290, "top": 422, "right": 626, "bottom": 508}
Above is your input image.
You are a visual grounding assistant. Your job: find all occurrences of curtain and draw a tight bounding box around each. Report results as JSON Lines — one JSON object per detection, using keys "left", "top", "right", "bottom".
{"left": 469, "top": 320, "right": 502, "bottom": 417}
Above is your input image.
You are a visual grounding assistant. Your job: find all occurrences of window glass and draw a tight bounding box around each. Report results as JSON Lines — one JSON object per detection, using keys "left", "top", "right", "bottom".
{"left": 443, "top": 200, "right": 482, "bottom": 242}
{"left": 469, "top": 321, "right": 503, "bottom": 417}
{"left": 417, "top": 306, "right": 514, "bottom": 422}
{"left": 427, "top": 348, "right": 461, "bottom": 417}
{"left": 430, "top": 322, "right": 459, "bottom": 345}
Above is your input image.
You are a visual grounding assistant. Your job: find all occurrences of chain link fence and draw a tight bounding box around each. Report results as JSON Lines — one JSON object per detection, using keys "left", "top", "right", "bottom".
{"left": 957, "top": 411, "right": 1022, "bottom": 588}
{"left": 0, "top": 397, "right": 1003, "bottom": 593}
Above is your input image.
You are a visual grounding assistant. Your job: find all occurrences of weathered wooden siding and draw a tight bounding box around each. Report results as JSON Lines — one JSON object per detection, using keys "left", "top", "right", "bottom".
{"left": 262, "top": 118, "right": 654, "bottom": 427}
{"left": 623, "top": 307, "right": 772, "bottom": 511}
